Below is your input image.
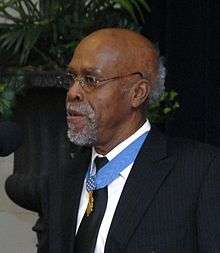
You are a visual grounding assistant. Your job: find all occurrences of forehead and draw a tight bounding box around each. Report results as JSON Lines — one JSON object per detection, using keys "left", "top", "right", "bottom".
{"left": 68, "top": 38, "right": 131, "bottom": 75}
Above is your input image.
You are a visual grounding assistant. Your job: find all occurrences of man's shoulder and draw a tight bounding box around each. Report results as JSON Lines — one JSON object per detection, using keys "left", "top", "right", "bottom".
{"left": 164, "top": 134, "right": 220, "bottom": 174}
{"left": 145, "top": 127, "right": 220, "bottom": 187}
{"left": 167, "top": 134, "right": 220, "bottom": 158}
{"left": 149, "top": 125, "right": 220, "bottom": 164}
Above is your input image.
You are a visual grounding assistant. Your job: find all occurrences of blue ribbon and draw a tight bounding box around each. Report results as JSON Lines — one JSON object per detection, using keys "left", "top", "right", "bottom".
{"left": 86, "top": 131, "right": 148, "bottom": 191}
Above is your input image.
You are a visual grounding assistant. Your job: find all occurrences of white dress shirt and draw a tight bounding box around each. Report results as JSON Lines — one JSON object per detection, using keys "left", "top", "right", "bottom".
{"left": 76, "top": 120, "right": 151, "bottom": 253}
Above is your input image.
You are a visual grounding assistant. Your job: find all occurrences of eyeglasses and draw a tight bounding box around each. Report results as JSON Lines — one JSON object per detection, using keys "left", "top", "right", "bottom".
{"left": 56, "top": 71, "right": 145, "bottom": 91}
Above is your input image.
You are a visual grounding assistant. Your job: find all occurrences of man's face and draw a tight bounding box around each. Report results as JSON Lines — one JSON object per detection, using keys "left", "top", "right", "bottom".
{"left": 65, "top": 40, "right": 133, "bottom": 147}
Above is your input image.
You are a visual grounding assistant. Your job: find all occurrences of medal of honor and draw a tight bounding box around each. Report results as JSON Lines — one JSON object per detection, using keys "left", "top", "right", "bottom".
{"left": 86, "top": 191, "right": 94, "bottom": 217}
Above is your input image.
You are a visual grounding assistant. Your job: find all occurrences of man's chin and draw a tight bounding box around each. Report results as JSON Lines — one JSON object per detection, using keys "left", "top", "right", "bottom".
{"left": 67, "top": 128, "right": 97, "bottom": 146}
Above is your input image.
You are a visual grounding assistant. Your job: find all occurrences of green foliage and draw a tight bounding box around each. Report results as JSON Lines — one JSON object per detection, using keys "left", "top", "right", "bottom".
{"left": 0, "top": 0, "right": 42, "bottom": 65}
{"left": 0, "top": 71, "right": 25, "bottom": 119}
{"left": 113, "top": 0, "right": 150, "bottom": 23}
{"left": 0, "top": 0, "right": 150, "bottom": 69}
{"left": 147, "top": 90, "right": 180, "bottom": 123}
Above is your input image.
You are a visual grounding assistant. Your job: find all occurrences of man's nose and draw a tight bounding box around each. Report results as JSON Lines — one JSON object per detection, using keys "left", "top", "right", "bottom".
{"left": 66, "top": 81, "right": 84, "bottom": 102}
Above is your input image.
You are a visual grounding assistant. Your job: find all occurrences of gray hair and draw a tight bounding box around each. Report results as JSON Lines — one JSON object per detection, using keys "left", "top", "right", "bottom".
{"left": 148, "top": 56, "right": 166, "bottom": 105}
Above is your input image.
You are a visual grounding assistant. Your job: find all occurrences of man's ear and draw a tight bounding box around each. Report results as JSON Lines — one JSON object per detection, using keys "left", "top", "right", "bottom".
{"left": 130, "top": 79, "right": 151, "bottom": 108}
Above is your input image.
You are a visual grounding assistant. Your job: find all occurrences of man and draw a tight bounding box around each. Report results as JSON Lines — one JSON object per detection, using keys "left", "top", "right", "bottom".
{"left": 5, "top": 28, "right": 220, "bottom": 253}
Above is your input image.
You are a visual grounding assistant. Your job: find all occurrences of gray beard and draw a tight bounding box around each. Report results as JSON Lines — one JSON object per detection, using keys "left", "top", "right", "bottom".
{"left": 66, "top": 102, "right": 98, "bottom": 146}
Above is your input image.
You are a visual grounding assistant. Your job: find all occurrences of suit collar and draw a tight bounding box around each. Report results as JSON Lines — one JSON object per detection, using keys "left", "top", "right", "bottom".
{"left": 63, "top": 147, "right": 91, "bottom": 250}
{"left": 49, "top": 147, "right": 91, "bottom": 253}
{"left": 105, "top": 127, "right": 176, "bottom": 252}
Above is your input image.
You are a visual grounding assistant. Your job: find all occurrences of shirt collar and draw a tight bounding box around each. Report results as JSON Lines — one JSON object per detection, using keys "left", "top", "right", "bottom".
{"left": 91, "top": 120, "right": 151, "bottom": 179}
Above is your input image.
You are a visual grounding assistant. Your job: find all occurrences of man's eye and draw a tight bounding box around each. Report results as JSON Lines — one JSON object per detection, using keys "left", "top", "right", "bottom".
{"left": 67, "top": 72, "right": 77, "bottom": 80}
{"left": 56, "top": 73, "right": 72, "bottom": 88}
{"left": 65, "top": 72, "right": 76, "bottom": 85}
{"left": 84, "top": 76, "right": 97, "bottom": 86}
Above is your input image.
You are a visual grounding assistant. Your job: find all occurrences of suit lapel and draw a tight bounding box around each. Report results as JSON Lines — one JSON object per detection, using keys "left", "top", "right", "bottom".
{"left": 49, "top": 147, "right": 91, "bottom": 253}
{"left": 105, "top": 128, "right": 176, "bottom": 252}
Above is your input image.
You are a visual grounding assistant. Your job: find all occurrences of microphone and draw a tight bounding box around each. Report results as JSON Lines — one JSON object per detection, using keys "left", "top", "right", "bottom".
{"left": 0, "top": 121, "right": 23, "bottom": 157}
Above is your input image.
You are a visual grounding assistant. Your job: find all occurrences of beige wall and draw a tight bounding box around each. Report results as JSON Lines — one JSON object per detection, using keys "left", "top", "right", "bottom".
{"left": 0, "top": 154, "right": 38, "bottom": 253}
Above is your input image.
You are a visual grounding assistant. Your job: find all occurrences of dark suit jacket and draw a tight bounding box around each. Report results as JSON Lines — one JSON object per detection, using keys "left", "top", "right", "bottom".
{"left": 5, "top": 127, "right": 220, "bottom": 253}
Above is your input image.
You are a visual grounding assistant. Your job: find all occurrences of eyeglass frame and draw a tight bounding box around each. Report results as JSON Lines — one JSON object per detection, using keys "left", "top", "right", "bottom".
{"left": 56, "top": 70, "right": 148, "bottom": 90}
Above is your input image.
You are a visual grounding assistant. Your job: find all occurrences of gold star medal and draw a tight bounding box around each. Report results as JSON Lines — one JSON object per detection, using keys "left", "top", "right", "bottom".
{"left": 86, "top": 191, "right": 94, "bottom": 217}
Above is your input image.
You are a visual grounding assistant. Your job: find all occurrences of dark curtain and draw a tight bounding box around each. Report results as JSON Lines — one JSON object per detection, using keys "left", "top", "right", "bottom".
{"left": 143, "top": 0, "right": 220, "bottom": 146}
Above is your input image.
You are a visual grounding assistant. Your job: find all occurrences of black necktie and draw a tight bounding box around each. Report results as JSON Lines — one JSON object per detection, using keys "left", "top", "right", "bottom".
{"left": 74, "top": 156, "right": 108, "bottom": 253}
